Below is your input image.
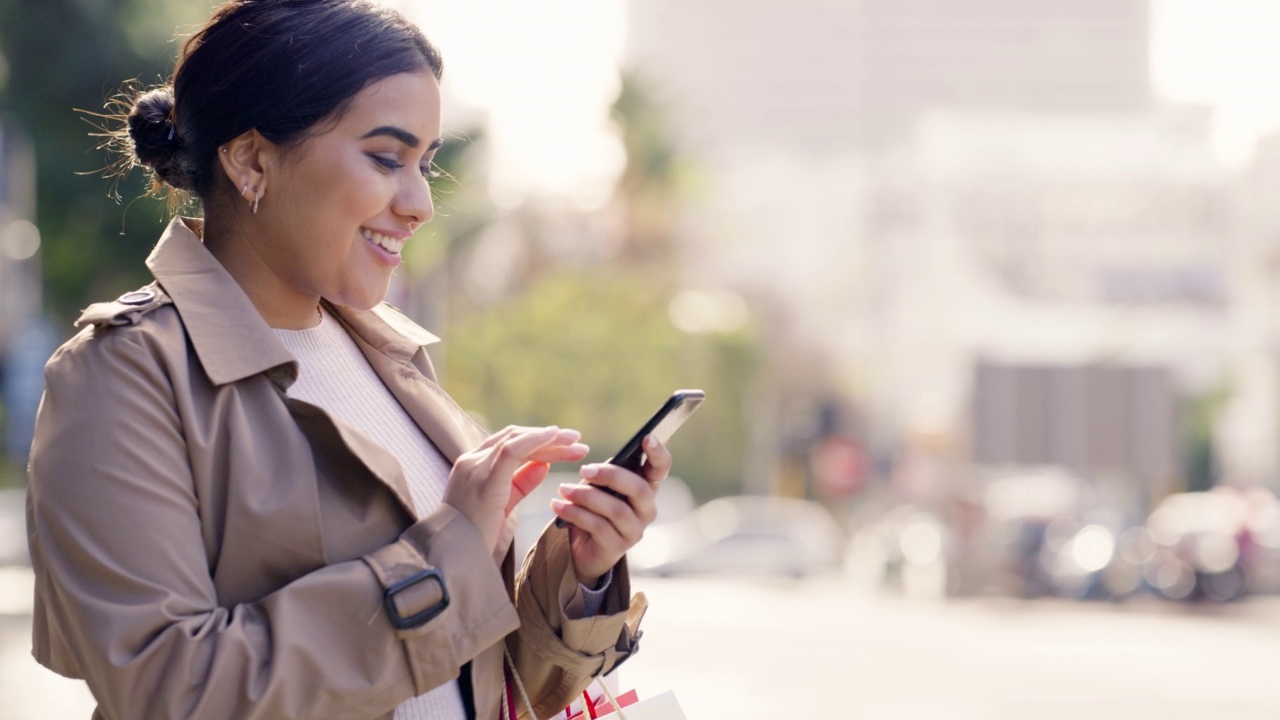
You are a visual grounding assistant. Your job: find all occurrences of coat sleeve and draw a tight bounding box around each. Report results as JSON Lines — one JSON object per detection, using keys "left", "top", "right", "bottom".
{"left": 26, "top": 328, "right": 520, "bottom": 720}
{"left": 505, "top": 525, "right": 647, "bottom": 719}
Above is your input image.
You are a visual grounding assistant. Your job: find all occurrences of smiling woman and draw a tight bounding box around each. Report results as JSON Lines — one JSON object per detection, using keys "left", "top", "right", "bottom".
{"left": 208, "top": 71, "right": 443, "bottom": 326}
{"left": 23, "top": 1, "right": 664, "bottom": 719}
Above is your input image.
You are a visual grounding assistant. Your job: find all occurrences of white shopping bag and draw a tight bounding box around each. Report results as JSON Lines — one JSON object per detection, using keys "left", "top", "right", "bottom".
{"left": 593, "top": 690, "right": 687, "bottom": 720}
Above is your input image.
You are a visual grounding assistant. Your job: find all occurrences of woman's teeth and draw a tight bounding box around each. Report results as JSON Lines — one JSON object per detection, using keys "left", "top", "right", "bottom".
{"left": 361, "top": 228, "right": 406, "bottom": 255}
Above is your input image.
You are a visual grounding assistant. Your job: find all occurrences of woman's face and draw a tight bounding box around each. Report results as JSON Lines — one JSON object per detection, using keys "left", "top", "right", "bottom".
{"left": 251, "top": 70, "right": 443, "bottom": 317}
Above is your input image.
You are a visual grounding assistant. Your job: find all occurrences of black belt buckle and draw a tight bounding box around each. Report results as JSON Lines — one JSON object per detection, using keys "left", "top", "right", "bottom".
{"left": 383, "top": 568, "right": 450, "bottom": 630}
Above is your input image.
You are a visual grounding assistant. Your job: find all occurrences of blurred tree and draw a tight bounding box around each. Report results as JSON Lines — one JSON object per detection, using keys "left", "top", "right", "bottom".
{"left": 1185, "top": 385, "right": 1229, "bottom": 493}
{"left": 442, "top": 268, "right": 754, "bottom": 501}
{"left": 611, "top": 70, "right": 696, "bottom": 267}
{"left": 398, "top": 125, "right": 492, "bottom": 332}
{"left": 0, "top": 0, "right": 210, "bottom": 325}
{"left": 439, "top": 73, "right": 758, "bottom": 500}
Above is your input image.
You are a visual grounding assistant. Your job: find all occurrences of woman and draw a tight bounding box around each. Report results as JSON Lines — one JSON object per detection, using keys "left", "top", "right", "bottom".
{"left": 24, "top": 1, "right": 663, "bottom": 718}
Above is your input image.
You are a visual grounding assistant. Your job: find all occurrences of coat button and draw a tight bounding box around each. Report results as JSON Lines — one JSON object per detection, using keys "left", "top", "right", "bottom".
{"left": 118, "top": 290, "right": 156, "bottom": 306}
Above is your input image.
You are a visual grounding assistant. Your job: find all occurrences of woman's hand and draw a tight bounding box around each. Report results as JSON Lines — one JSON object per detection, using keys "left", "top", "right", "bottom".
{"left": 551, "top": 434, "right": 673, "bottom": 586}
{"left": 445, "top": 425, "right": 589, "bottom": 554}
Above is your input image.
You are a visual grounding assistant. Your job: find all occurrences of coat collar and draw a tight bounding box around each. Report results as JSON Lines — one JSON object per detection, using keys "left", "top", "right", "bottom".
{"left": 146, "top": 216, "right": 440, "bottom": 387}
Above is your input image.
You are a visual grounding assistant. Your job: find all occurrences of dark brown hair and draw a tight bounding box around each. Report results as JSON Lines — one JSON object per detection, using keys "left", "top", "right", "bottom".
{"left": 109, "top": 0, "right": 442, "bottom": 202}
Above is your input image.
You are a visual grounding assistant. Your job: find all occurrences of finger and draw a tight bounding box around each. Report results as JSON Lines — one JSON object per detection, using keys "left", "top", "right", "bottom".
{"left": 639, "top": 435, "right": 673, "bottom": 485}
{"left": 527, "top": 442, "right": 589, "bottom": 464}
{"left": 583, "top": 464, "right": 658, "bottom": 526}
{"left": 557, "top": 482, "right": 645, "bottom": 542}
{"left": 478, "top": 424, "right": 520, "bottom": 449}
{"left": 550, "top": 498, "right": 627, "bottom": 550}
{"left": 507, "top": 461, "right": 550, "bottom": 513}
{"left": 485, "top": 426, "right": 561, "bottom": 482}
{"left": 580, "top": 464, "right": 655, "bottom": 506}
{"left": 553, "top": 427, "right": 583, "bottom": 445}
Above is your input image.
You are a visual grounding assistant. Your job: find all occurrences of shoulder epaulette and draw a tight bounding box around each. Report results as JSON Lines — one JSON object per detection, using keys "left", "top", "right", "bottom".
{"left": 74, "top": 283, "right": 173, "bottom": 328}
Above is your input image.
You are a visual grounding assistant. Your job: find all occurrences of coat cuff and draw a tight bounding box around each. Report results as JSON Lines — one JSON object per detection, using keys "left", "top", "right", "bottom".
{"left": 517, "top": 524, "right": 646, "bottom": 677}
{"left": 363, "top": 504, "right": 520, "bottom": 694}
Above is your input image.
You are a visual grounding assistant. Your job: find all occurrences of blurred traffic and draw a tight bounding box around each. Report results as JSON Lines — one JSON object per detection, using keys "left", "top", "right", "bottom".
{"left": 527, "top": 470, "right": 1280, "bottom": 609}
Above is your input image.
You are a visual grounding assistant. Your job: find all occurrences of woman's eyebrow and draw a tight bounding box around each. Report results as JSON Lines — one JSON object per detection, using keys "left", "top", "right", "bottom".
{"left": 361, "top": 125, "right": 421, "bottom": 147}
{"left": 360, "top": 126, "right": 444, "bottom": 152}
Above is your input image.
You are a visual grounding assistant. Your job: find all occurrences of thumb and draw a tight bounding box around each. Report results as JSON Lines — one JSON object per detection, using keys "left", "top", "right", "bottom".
{"left": 508, "top": 461, "right": 550, "bottom": 514}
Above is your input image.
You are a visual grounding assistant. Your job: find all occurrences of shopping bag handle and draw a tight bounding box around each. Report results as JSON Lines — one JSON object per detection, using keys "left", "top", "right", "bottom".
{"left": 505, "top": 645, "right": 631, "bottom": 720}
{"left": 593, "top": 677, "right": 629, "bottom": 720}
{"left": 504, "top": 646, "right": 539, "bottom": 720}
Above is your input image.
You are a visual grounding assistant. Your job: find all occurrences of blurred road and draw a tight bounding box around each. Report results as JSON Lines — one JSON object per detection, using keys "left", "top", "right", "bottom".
{"left": 622, "top": 576, "right": 1280, "bottom": 720}
{"left": 4, "top": 566, "right": 1280, "bottom": 719}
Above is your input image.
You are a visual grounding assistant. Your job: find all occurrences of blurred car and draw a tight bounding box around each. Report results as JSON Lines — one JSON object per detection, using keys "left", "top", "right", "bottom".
{"left": 627, "top": 495, "right": 844, "bottom": 578}
{"left": 1141, "top": 487, "right": 1280, "bottom": 602}
{"left": 845, "top": 504, "right": 959, "bottom": 599}
{"left": 979, "top": 469, "right": 1083, "bottom": 598}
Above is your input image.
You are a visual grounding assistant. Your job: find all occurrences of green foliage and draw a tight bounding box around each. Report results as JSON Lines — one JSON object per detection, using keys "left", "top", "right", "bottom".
{"left": 0, "top": 0, "right": 210, "bottom": 325}
{"left": 441, "top": 269, "right": 756, "bottom": 501}
{"left": 1184, "top": 384, "right": 1230, "bottom": 493}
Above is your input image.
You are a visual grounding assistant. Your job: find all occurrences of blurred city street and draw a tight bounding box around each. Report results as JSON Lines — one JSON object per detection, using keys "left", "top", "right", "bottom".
{"left": 4, "top": 562, "right": 1280, "bottom": 719}
{"left": 10, "top": 1, "right": 1280, "bottom": 718}
{"left": 629, "top": 576, "right": 1280, "bottom": 720}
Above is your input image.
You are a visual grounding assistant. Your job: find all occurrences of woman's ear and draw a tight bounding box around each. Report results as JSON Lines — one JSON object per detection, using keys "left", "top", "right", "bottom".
{"left": 217, "top": 130, "right": 272, "bottom": 204}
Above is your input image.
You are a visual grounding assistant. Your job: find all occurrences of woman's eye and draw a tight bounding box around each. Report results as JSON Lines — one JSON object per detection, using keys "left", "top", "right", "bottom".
{"left": 370, "top": 154, "right": 403, "bottom": 171}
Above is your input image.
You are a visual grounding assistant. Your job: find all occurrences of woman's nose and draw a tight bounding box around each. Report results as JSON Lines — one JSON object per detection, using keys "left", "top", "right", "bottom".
{"left": 395, "top": 175, "right": 434, "bottom": 229}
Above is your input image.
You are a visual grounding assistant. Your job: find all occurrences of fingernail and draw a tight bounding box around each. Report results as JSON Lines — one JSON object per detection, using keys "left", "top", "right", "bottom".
{"left": 545, "top": 425, "right": 560, "bottom": 434}
{"left": 580, "top": 465, "right": 598, "bottom": 479}
{"left": 568, "top": 443, "right": 589, "bottom": 454}
{"left": 644, "top": 435, "right": 656, "bottom": 449}
{"left": 559, "top": 428, "right": 582, "bottom": 442}
{"left": 550, "top": 498, "right": 569, "bottom": 512}
{"left": 558, "top": 483, "right": 578, "bottom": 497}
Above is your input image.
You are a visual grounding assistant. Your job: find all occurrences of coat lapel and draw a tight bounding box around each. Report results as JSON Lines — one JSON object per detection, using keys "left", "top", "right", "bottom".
{"left": 285, "top": 395, "right": 421, "bottom": 521}
{"left": 329, "top": 303, "right": 486, "bottom": 465}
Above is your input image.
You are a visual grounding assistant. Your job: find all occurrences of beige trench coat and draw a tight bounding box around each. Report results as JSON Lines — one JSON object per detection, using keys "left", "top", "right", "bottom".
{"left": 25, "top": 217, "right": 645, "bottom": 720}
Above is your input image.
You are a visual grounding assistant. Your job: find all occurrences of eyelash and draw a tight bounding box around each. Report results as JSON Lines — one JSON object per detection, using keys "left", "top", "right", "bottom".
{"left": 370, "top": 154, "right": 439, "bottom": 180}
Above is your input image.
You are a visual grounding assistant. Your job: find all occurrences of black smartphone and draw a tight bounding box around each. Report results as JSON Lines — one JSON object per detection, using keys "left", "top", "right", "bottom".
{"left": 555, "top": 389, "right": 705, "bottom": 527}
{"left": 606, "top": 389, "right": 705, "bottom": 473}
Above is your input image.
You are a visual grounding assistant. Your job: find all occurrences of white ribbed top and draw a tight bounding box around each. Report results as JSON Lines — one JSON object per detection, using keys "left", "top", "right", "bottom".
{"left": 274, "top": 309, "right": 465, "bottom": 720}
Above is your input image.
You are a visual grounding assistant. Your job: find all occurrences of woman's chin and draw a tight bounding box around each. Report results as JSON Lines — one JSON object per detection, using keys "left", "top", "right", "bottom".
{"left": 326, "top": 284, "right": 393, "bottom": 312}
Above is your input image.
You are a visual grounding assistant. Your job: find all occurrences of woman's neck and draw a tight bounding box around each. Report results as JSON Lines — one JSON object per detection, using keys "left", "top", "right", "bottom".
{"left": 200, "top": 214, "right": 323, "bottom": 330}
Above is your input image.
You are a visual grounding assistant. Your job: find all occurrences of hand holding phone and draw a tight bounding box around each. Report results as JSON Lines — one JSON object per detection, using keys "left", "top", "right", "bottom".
{"left": 554, "top": 389, "right": 705, "bottom": 528}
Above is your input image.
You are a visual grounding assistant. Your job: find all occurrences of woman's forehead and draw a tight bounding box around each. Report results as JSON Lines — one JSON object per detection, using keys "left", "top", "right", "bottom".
{"left": 340, "top": 71, "right": 442, "bottom": 137}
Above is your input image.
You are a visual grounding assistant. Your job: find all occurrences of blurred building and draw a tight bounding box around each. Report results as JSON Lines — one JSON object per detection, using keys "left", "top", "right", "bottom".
{"left": 1217, "top": 131, "right": 1280, "bottom": 488}
{"left": 623, "top": 0, "right": 1271, "bottom": 494}
{"left": 626, "top": 0, "right": 1151, "bottom": 154}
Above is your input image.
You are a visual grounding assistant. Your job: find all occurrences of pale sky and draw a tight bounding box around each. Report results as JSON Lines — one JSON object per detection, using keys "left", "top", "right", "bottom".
{"left": 1151, "top": 0, "right": 1280, "bottom": 166}
{"left": 394, "top": 0, "right": 627, "bottom": 208}
{"left": 395, "top": 0, "right": 1280, "bottom": 204}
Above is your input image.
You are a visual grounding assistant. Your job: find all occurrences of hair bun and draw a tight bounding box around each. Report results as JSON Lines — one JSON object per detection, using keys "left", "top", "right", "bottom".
{"left": 127, "top": 87, "right": 193, "bottom": 190}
